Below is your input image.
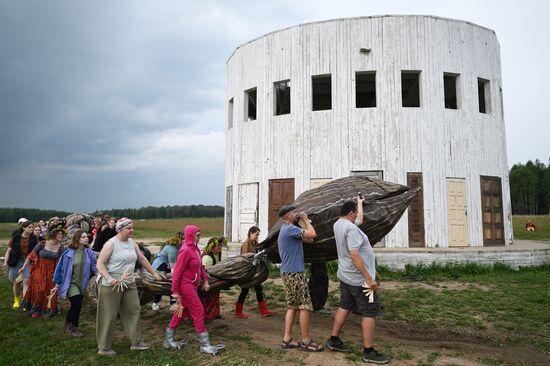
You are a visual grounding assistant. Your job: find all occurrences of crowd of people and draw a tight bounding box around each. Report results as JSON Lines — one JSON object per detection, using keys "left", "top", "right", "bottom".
{"left": 2, "top": 197, "right": 390, "bottom": 364}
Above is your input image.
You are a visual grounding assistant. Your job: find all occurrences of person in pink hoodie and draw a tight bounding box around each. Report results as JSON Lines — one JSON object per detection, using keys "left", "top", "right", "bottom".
{"left": 163, "top": 225, "right": 224, "bottom": 355}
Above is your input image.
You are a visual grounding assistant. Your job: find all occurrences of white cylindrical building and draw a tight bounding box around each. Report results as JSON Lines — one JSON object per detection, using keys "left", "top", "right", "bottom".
{"left": 225, "top": 15, "right": 512, "bottom": 248}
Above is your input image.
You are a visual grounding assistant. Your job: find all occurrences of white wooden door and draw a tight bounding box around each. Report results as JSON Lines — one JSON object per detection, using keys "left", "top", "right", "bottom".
{"left": 447, "top": 178, "right": 469, "bottom": 247}
{"left": 238, "top": 183, "right": 259, "bottom": 242}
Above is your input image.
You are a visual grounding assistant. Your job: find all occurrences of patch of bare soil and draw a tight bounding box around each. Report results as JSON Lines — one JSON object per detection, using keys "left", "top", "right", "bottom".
{"left": 134, "top": 278, "right": 549, "bottom": 366}
{"left": 382, "top": 280, "right": 493, "bottom": 293}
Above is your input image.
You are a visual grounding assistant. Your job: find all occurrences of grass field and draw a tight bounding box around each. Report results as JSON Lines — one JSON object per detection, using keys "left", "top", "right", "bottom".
{"left": 512, "top": 215, "right": 550, "bottom": 241}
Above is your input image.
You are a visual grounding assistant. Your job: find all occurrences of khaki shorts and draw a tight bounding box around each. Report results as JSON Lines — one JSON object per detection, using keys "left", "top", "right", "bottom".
{"left": 281, "top": 272, "right": 313, "bottom": 311}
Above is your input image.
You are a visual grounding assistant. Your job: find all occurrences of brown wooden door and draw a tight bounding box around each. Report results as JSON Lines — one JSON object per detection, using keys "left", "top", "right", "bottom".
{"left": 407, "top": 172, "right": 425, "bottom": 247}
{"left": 268, "top": 179, "right": 295, "bottom": 230}
{"left": 480, "top": 176, "right": 504, "bottom": 245}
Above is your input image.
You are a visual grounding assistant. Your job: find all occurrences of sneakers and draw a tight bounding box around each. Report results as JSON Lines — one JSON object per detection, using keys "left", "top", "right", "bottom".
{"left": 326, "top": 337, "right": 350, "bottom": 353}
{"left": 361, "top": 349, "right": 391, "bottom": 364}
{"left": 98, "top": 349, "right": 116, "bottom": 357}
{"left": 130, "top": 341, "right": 150, "bottom": 351}
{"left": 151, "top": 302, "right": 160, "bottom": 311}
{"left": 12, "top": 296, "right": 21, "bottom": 309}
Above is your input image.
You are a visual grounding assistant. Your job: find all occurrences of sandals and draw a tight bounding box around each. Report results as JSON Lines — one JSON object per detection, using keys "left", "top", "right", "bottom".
{"left": 300, "top": 340, "right": 324, "bottom": 352}
{"left": 280, "top": 338, "right": 300, "bottom": 349}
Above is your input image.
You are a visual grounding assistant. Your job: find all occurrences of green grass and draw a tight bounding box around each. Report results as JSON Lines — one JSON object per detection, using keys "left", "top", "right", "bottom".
{"left": 131, "top": 218, "right": 223, "bottom": 239}
{"left": 379, "top": 264, "right": 550, "bottom": 353}
{"left": 1, "top": 263, "right": 549, "bottom": 365}
{"left": 512, "top": 215, "right": 550, "bottom": 241}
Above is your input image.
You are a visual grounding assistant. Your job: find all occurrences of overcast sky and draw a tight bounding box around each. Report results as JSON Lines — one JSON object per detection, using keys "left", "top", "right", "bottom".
{"left": 0, "top": 0, "right": 548, "bottom": 213}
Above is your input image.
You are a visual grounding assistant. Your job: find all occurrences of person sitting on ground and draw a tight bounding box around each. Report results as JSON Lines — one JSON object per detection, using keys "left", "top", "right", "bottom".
{"left": 525, "top": 220, "right": 536, "bottom": 232}
{"left": 235, "top": 226, "right": 274, "bottom": 318}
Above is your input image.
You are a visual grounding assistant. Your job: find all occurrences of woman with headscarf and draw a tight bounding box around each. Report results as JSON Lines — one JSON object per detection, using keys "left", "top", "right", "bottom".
{"left": 20, "top": 226, "right": 64, "bottom": 318}
{"left": 235, "top": 226, "right": 274, "bottom": 318}
{"left": 95, "top": 218, "right": 162, "bottom": 357}
{"left": 163, "top": 225, "right": 224, "bottom": 355}
{"left": 3, "top": 221, "right": 38, "bottom": 309}
{"left": 53, "top": 229, "right": 97, "bottom": 336}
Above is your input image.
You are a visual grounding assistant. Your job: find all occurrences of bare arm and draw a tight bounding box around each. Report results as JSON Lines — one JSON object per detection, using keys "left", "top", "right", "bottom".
{"left": 300, "top": 212, "right": 317, "bottom": 240}
{"left": 350, "top": 250, "right": 377, "bottom": 289}
{"left": 2, "top": 247, "right": 11, "bottom": 267}
{"left": 355, "top": 195, "right": 365, "bottom": 225}
{"left": 96, "top": 240, "right": 117, "bottom": 285}
{"left": 18, "top": 256, "right": 32, "bottom": 273}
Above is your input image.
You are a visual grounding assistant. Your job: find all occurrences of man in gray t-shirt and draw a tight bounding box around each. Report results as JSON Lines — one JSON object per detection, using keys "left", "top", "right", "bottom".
{"left": 326, "top": 198, "right": 391, "bottom": 365}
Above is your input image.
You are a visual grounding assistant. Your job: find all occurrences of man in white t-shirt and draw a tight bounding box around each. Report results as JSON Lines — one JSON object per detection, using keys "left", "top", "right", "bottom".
{"left": 326, "top": 197, "right": 391, "bottom": 364}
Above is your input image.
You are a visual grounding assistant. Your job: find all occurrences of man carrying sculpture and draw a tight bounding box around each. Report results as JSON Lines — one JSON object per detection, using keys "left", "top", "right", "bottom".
{"left": 277, "top": 205, "right": 324, "bottom": 352}
{"left": 326, "top": 197, "right": 391, "bottom": 364}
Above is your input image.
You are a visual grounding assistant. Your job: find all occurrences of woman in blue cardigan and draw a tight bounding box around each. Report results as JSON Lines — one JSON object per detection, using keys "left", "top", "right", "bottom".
{"left": 53, "top": 229, "right": 97, "bottom": 336}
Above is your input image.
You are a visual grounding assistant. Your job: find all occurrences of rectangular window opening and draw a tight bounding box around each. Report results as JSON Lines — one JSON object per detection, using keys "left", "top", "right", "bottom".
{"left": 356, "top": 71, "right": 376, "bottom": 108}
{"left": 228, "top": 98, "right": 234, "bottom": 129}
{"left": 478, "top": 78, "right": 491, "bottom": 114}
{"left": 274, "top": 80, "right": 291, "bottom": 115}
{"left": 401, "top": 71, "right": 421, "bottom": 108}
{"left": 444, "top": 73, "right": 459, "bottom": 109}
{"left": 312, "top": 74, "right": 332, "bottom": 111}
{"left": 245, "top": 88, "right": 257, "bottom": 121}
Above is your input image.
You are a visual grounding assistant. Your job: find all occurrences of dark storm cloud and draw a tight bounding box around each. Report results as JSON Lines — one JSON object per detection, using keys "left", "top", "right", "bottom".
{"left": 0, "top": 0, "right": 548, "bottom": 212}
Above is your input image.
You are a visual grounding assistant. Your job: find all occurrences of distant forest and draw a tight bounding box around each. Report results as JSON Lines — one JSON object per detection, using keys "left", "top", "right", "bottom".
{"left": 91, "top": 205, "right": 224, "bottom": 219}
{"left": 0, "top": 205, "right": 224, "bottom": 223}
{"left": 509, "top": 159, "right": 550, "bottom": 215}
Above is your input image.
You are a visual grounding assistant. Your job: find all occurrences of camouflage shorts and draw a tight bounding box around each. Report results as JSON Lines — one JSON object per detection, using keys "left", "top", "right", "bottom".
{"left": 281, "top": 272, "right": 313, "bottom": 311}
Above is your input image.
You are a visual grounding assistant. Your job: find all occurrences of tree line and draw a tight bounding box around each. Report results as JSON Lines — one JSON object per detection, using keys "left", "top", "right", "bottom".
{"left": 91, "top": 205, "right": 224, "bottom": 219}
{"left": 0, "top": 205, "right": 223, "bottom": 223}
{"left": 509, "top": 159, "right": 550, "bottom": 215}
{"left": 0, "top": 208, "right": 71, "bottom": 223}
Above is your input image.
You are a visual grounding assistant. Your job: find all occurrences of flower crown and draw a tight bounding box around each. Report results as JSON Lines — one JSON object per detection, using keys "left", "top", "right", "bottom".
{"left": 203, "top": 236, "right": 228, "bottom": 253}
{"left": 165, "top": 234, "right": 182, "bottom": 246}
{"left": 47, "top": 222, "right": 67, "bottom": 240}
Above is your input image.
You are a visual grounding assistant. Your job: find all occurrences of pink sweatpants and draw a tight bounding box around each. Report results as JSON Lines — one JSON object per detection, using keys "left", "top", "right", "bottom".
{"left": 168, "top": 283, "right": 206, "bottom": 333}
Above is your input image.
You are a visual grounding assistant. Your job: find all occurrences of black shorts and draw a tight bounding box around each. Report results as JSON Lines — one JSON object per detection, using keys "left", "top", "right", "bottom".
{"left": 339, "top": 281, "right": 382, "bottom": 318}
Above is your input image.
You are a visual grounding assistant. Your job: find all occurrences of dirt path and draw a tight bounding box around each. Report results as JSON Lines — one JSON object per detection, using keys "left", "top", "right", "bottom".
{"left": 137, "top": 278, "right": 549, "bottom": 366}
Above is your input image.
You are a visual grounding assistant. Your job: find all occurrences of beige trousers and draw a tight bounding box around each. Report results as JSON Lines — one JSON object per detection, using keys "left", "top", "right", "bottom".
{"left": 96, "top": 282, "right": 142, "bottom": 351}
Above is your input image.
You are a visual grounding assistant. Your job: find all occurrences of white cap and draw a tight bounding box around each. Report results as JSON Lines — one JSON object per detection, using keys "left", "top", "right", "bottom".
{"left": 18, "top": 218, "right": 28, "bottom": 224}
